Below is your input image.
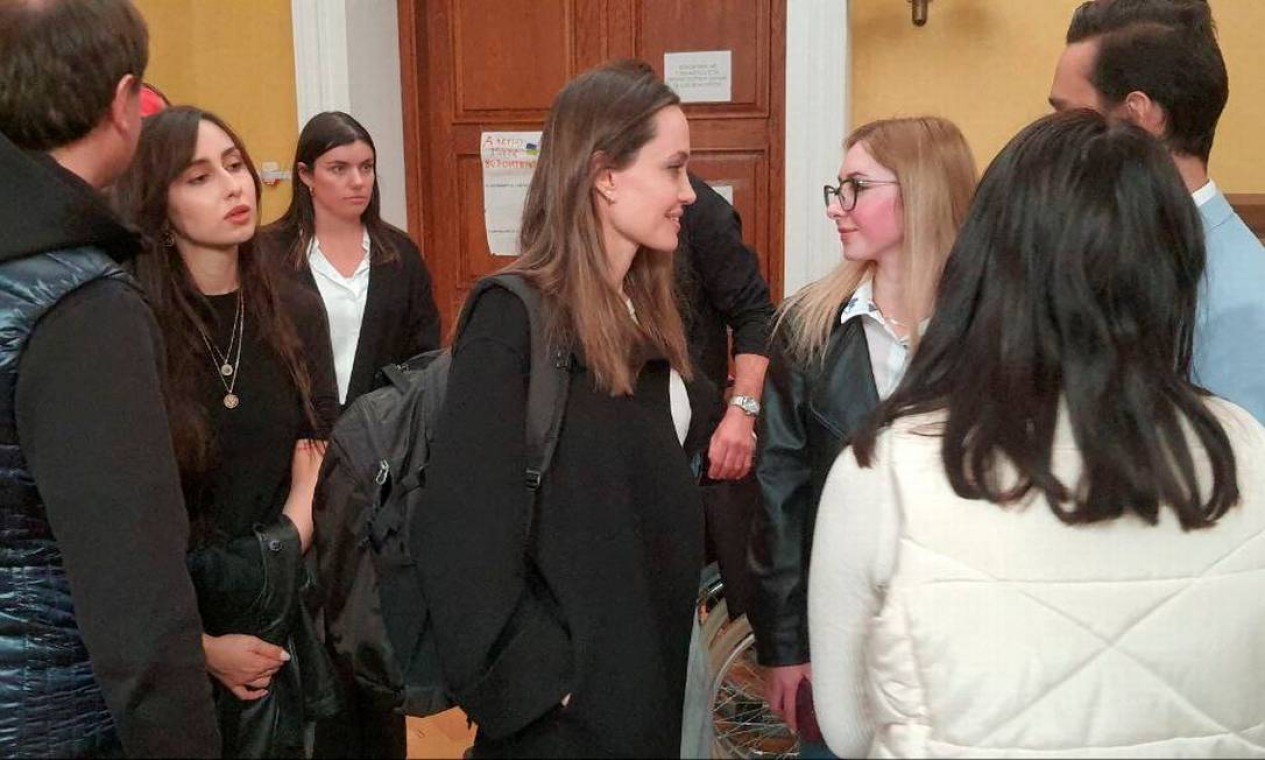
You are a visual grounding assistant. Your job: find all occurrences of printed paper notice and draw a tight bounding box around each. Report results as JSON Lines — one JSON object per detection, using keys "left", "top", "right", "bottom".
{"left": 664, "top": 50, "right": 732, "bottom": 103}
{"left": 481, "top": 131, "right": 542, "bottom": 256}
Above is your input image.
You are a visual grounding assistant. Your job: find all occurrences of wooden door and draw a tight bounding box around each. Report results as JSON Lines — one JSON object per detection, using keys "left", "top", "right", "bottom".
{"left": 399, "top": 0, "right": 786, "bottom": 333}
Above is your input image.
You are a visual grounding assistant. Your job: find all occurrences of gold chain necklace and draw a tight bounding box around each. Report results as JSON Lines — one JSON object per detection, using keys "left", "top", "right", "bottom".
{"left": 197, "top": 290, "right": 245, "bottom": 409}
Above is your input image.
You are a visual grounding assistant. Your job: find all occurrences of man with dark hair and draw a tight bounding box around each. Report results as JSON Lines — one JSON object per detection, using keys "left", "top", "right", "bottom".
{"left": 676, "top": 173, "right": 773, "bottom": 487}
{"left": 675, "top": 174, "right": 773, "bottom": 620}
{"left": 1049, "top": 0, "right": 1265, "bottom": 423}
{"left": 675, "top": 173, "right": 775, "bottom": 757}
{"left": 0, "top": 0, "right": 218, "bottom": 756}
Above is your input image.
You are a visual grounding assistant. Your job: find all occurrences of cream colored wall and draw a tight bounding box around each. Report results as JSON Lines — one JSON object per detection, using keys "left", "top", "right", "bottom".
{"left": 1208, "top": 0, "right": 1265, "bottom": 191}
{"left": 134, "top": 0, "right": 298, "bottom": 222}
{"left": 850, "top": 0, "right": 1264, "bottom": 193}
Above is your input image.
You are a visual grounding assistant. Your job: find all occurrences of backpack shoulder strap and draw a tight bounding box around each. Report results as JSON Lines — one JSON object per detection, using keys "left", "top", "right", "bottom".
{"left": 460, "top": 273, "right": 570, "bottom": 490}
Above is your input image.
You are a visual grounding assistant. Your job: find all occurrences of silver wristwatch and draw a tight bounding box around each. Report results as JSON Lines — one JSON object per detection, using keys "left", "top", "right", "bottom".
{"left": 729, "top": 394, "right": 761, "bottom": 417}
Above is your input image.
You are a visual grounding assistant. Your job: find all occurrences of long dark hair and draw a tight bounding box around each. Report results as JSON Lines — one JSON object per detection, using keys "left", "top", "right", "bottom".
{"left": 263, "top": 110, "right": 400, "bottom": 268}
{"left": 851, "top": 109, "right": 1238, "bottom": 530}
{"left": 112, "top": 106, "right": 318, "bottom": 486}
{"left": 507, "top": 59, "right": 692, "bottom": 396}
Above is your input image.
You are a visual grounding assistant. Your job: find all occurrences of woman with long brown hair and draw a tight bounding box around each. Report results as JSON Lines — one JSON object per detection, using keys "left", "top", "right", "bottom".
{"left": 412, "top": 60, "right": 714, "bottom": 756}
{"left": 748, "top": 117, "right": 977, "bottom": 756}
{"left": 113, "top": 106, "right": 340, "bottom": 757}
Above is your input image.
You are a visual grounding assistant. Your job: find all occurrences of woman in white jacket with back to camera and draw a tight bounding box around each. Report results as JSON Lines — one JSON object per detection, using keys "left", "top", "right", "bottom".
{"left": 809, "top": 109, "right": 1265, "bottom": 759}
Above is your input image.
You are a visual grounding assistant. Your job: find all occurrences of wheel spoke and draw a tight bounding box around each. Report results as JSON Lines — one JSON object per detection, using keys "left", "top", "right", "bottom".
{"left": 703, "top": 589, "right": 800, "bottom": 757}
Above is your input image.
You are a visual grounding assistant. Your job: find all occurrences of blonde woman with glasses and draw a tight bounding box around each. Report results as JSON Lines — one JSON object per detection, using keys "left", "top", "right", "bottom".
{"left": 747, "top": 116, "right": 977, "bottom": 757}
{"left": 812, "top": 109, "right": 1265, "bottom": 759}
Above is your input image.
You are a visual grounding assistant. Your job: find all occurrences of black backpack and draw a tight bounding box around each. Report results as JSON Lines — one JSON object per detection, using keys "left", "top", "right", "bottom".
{"left": 311, "top": 273, "right": 570, "bottom": 717}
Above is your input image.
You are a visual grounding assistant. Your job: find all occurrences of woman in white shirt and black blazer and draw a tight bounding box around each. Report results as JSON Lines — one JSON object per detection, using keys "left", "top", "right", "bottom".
{"left": 259, "top": 111, "right": 440, "bottom": 411}
{"left": 257, "top": 110, "right": 440, "bottom": 759}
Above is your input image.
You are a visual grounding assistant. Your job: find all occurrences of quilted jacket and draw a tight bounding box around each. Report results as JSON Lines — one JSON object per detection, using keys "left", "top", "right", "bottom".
{"left": 862, "top": 398, "right": 1265, "bottom": 758}
{"left": 0, "top": 249, "right": 130, "bottom": 756}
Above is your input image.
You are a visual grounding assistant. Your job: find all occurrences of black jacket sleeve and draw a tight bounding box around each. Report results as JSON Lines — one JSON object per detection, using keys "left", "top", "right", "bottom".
{"left": 16, "top": 279, "right": 221, "bottom": 757}
{"left": 748, "top": 318, "right": 879, "bottom": 667}
{"left": 683, "top": 174, "right": 774, "bottom": 358}
{"left": 396, "top": 232, "right": 442, "bottom": 355}
{"left": 748, "top": 336, "right": 816, "bottom": 666}
{"left": 412, "top": 287, "right": 572, "bottom": 740}
{"left": 287, "top": 283, "right": 340, "bottom": 438}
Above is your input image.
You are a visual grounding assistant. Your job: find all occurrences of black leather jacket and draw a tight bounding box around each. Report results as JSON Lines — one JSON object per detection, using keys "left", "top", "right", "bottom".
{"left": 748, "top": 315, "right": 879, "bottom": 666}
{"left": 189, "top": 517, "right": 341, "bottom": 757}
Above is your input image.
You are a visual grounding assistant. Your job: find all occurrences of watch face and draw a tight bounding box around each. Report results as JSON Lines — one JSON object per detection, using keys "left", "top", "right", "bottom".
{"left": 732, "top": 396, "right": 759, "bottom": 415}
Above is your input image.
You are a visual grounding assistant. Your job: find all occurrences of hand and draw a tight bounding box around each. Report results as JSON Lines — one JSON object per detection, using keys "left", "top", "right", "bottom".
{"left": 764, "top": 663, "right": 812, "bottom": 733}
{"left": 707, "top": 406, "right": 757, "bottom": 481}
{"left": 202, "top": 633, "right": 290, "bottom": 701}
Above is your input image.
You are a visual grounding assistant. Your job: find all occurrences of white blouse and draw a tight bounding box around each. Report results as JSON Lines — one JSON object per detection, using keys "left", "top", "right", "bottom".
{"left": 626, "top": 297, "right": 690, "bottom": 444}
{"left": 839, "top": 278, "right": 915, "bottom": 400}
{"left": 307, "top": 230, "right": 371, "bottom": 404}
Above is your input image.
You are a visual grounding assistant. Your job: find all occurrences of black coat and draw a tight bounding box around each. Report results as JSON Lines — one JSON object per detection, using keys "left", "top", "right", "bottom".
{"left": 258, "top": 225, "right": 441, "bottom": 406}
{"left": 414, "top": 286, "right": 712, "bottom": 757}
{"left": 675, "top": 173, "right": 774, "bottom": 395}
{"left": 748, "top": 315, "right": 879, "bottom": 666}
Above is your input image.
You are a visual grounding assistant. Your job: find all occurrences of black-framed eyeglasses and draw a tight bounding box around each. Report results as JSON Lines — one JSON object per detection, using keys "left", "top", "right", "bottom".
{"left": 823, "top": 177, "right": 900, "bottom": 211}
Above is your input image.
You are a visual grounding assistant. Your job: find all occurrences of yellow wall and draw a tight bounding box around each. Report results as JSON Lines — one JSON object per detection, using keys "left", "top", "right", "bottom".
{"left": 134, "top": 0, "right": 298, "bottom": 222}
{"left": 850, "top": 0, "right": 1265, "bottom": 193}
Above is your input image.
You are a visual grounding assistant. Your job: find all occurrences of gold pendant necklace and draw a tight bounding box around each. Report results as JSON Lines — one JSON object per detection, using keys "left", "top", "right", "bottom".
{"left": 197, "top": 290, "right": 245, "bottom": 409}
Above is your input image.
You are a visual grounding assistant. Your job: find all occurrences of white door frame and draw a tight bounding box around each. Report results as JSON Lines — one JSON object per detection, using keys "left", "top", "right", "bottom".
{"left": 783, "top": 0, "right": 849, "bottom": 295}
{"left": 290, "top": 0, "right": 408, "bottom": 229}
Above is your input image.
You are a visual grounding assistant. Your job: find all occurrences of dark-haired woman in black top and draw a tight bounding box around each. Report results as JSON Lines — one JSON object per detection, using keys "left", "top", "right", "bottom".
{"left": 113, "top": 106, "right": 341, "bottom": 758}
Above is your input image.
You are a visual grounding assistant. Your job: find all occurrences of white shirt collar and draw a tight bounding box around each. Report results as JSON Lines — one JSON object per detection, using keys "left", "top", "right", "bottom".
{"left": 1191, "top": 179, "right": 1218, "bottom": 208}
{"left": 839, "top": 277, "right": 876, "bottom": 323}
{"left": 841, "top": 278, "right": 932, "bottom": 349}
{"left": 840, "top": 278, "right": 909, "bottom": 336}
{"left": 307, "top": 228, "right": 371, "bottom": 281}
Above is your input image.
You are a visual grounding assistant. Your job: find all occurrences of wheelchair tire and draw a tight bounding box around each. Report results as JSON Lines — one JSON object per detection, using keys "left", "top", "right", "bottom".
{"left": 708, "top": 614, "right": 799, "bottom": 759}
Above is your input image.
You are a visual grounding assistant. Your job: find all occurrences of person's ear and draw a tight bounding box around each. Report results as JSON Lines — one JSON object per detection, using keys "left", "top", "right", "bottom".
{"left": 1120, "top": 90, "right": 1167, "bottom": 139}
{"left": 297, "top": 162, "right": 314, "bottom": 187}
{"left": 594, "top": 173, "right": 616, "bottom": 203}
{"left": 590, "top": 152, "right": 617, "bottom": 203}
{"left": 107, "top": 73, "right": 141, "bottom": 136}
{"left": 589, "top": 169, "right": 614, "bottom": 204}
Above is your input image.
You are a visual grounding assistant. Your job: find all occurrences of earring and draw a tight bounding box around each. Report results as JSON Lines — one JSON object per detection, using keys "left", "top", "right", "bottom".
{"left": 161, "top": 227, "right": 175, "bottom": 248}
{"left": 307, "top": 184, "right": 314, "bottom": 196}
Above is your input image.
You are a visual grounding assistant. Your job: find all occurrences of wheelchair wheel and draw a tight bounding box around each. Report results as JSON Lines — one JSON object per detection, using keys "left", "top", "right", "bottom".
{"left": 698, "top": 564, "right": 731, "bottom": 653}
{"left": 708, "top": 614, "right": 799, "bottom": 759}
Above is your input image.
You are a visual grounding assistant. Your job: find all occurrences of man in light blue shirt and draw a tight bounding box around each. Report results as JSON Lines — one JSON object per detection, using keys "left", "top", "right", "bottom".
{"left": 1049, "top": 0, "right": 1265, "bottom": 423}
